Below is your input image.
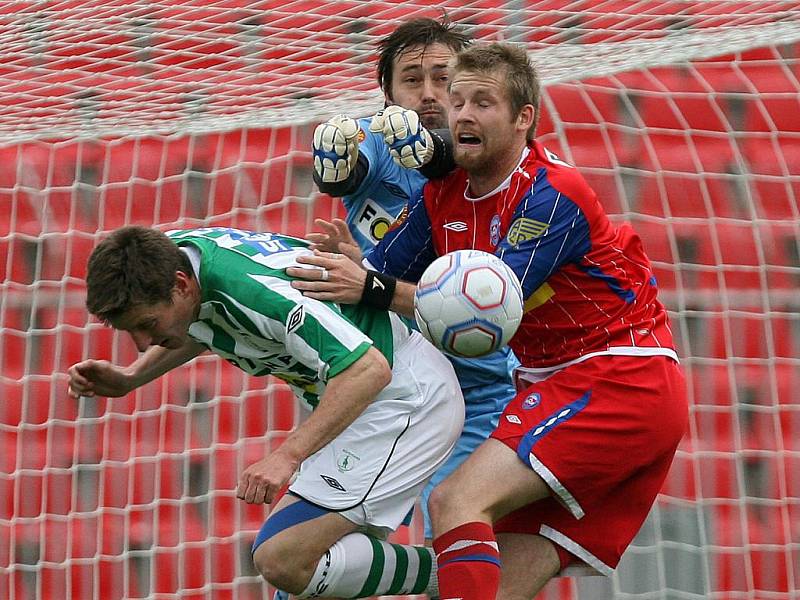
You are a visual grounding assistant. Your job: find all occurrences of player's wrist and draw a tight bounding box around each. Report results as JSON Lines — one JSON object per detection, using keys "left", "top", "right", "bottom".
{"left": 361, "top": 270, "right": 397, "bottom": 310}
{"left": 120, "top": 365, "right": 141, "bottom": 393}
{"left": 273, "top": 442, "right": 304, "bottom": 471}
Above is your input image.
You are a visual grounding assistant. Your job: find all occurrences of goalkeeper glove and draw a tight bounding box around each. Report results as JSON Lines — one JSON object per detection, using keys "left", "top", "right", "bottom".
{"left": 369, "top": 106, "right": 434, "bottom": 169}
{"left": 313, "top": 115, "right": 360, "bottom": 183}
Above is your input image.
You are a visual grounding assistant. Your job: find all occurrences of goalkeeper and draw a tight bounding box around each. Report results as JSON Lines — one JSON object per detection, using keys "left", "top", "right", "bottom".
{"left": 67, "top": 226, "right": 464, "bottom": 598}
{"left": 310, "top": 15, "right": 520, "bottom": 544}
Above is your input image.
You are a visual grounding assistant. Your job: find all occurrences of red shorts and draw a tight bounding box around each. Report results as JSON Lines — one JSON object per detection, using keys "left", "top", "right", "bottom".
{"left": 491, "top": 354, "right": 688, "bottom": 574}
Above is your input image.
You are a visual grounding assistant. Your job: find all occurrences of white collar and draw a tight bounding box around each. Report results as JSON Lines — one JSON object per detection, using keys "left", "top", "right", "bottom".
{"left": 464, "top": 146, "right": 531, "bottom": 202}
{"left": 180, "top": 245, "right": 202, "bottom": 286}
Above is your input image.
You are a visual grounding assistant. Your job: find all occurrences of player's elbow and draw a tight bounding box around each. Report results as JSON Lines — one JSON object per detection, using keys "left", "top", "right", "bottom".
{"left": 350, "top": 347, "right": 392, "bottom": 397}
{"left": 363, "top": 347, "right": 393, "bottom": 392}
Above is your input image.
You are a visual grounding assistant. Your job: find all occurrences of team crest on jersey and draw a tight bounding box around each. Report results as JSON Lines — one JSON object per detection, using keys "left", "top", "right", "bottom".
{"left": 336, "top": 449, "right": 361, "bottom": 473}
{"left": 489, "top": 214, "right": 501, "bottom": 246}
{"left": 387, "top": 204, "right": 409, "bottom": 232}
{"left": 507, "top": 218, "right": 549, "bottom": 247}
{"left": 522, "top": 392, "right": 541, "bottom": 410}
{"left": 357, "top": 128, "right": 366, "bottom": 143}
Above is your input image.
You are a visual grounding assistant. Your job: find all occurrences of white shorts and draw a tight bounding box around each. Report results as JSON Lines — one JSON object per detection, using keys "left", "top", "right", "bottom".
{"left": 289, "top": 331, "right": 464, "bottom": 532}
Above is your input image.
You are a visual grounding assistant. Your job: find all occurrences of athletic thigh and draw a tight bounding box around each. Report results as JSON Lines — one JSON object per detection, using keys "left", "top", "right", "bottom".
{"left": 253, "top": 494, "right": 359, "bottom": 570}
{"left": 430, "top": 438, "right": 551, "bottom": 536}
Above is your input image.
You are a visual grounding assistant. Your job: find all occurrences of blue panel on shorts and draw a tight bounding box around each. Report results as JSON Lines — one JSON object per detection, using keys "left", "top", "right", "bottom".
{"left": 516, "top": 390, "right": 591, "bottom": 463}
{"left": 252, "top": 498, "right": 329, "bottom": 553}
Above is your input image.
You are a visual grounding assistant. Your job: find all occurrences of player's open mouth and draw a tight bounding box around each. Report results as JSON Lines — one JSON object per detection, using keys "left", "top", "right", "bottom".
{"left": 457, "top": 133, "right": 482, "bottom": 147}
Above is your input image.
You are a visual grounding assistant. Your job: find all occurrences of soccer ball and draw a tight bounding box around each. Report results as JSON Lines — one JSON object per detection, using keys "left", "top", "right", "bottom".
{"left": 414, "top": 249, "right": 524, "bottom": 358}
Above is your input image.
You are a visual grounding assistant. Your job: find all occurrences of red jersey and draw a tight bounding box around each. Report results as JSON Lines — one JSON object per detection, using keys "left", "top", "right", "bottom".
{"left": 367, "top": 141, "right": 677, "bottom": 369}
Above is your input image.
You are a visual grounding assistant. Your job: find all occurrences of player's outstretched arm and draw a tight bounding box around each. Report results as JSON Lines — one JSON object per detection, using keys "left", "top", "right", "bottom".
{"left": 237, "top": 346, "right": 391, "bottom": 504}
{"left": 312, "top": 114, "right": 368, "bottom": 197}
{"left": 288, "top": 250, "right": 418, "bottom": 318}
{"left": 67, "top": 339, "right": 206, "bottom": 399}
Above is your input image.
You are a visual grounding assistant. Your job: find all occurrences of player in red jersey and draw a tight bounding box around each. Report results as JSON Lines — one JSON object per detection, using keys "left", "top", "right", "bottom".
{"left": 289, "top": 42, "right": 688, "bottom": 599}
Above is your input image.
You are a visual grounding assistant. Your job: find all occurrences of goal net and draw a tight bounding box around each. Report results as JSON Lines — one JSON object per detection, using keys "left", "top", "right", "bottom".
{"left": 1, "top": 1, "right": 799, "bottom": 598}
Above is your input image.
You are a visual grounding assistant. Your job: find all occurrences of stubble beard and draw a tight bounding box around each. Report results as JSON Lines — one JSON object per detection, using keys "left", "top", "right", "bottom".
{"left": 454, "top": 146, "right": 491, "bottom": 177}
{"left": 418, "top": 105, "right": 447, "bottom": 130}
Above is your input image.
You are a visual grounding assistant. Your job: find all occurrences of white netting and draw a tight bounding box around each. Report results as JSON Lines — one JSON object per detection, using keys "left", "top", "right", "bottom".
{"left": 1, "top": 1, "right": 799, "bottom": 599}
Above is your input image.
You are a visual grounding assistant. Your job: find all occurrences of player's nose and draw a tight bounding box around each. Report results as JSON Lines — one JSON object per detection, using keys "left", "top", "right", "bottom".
{"left": 420, "top": 77, "right": 438, "bottom": 101}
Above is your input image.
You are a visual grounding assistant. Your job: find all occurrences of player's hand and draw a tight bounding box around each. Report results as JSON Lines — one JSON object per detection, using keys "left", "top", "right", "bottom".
{"left": 369, "top": 106, "right": 434, "bottom": 169}
{"left": 67, "top": 359, "right": 133, "bottom": 399}
{"left": 286, "top": 250, "right": 366, "bottom": 305}
{"left": 237, "top": 451, "right": 299, "bottom": 504}
{"left": 306, "top": 218, "right": 362, "bottom": 263}
{"left": 312, "top": 115, "right": 360, "bottom": 183}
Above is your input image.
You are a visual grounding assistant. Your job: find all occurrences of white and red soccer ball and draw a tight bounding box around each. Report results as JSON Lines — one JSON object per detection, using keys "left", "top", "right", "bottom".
{"left": 414, "top": 250, "right": 523, "bottom": 358}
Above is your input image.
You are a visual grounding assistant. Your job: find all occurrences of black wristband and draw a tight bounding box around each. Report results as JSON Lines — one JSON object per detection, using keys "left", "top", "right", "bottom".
{"left": 361, "top": 270, "right": 397, "bottom": 310}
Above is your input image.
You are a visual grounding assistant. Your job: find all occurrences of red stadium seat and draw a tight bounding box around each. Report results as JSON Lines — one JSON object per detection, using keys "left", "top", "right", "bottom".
{"left": 637, "top": 220, "right": 762, "bottom": 293}
{"left": 635, "top": 169, "right": 741, "bottom": 219}
{"left": 748, "top": 173, "right": 800, "bottom": 220}
{"left": 40, "top": 231, "right": 96, "bottom": 283}
{"left": 708, "top": 502, "right": 793, "bottom": 596}
{"left": 660, "top": 438, "right": 696, "bottom": 501}
{"left": 703, "top": 310, "right": 772, "bottom": 360}
{"left": 697, "top": 442, "right": 741, "bottom": 500}
{"left": 210, "top": 538, "right": 238, "bottom": 587}
{"left": 0, "top": 306, "right": 30, "bottom": 380}
{"left": 0, "top": 235, "right": 41, "bottom": 285}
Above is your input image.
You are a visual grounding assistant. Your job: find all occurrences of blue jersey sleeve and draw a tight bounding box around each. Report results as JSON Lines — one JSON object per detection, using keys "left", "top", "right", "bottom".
{"left": 498, "top": 172, "right": 592, "bottom": 299}
{"left": 342, "top": 119, "right": 427, "bottom": 253}
{"left": 364, "top": 188, "right": 437, "bottom": 283}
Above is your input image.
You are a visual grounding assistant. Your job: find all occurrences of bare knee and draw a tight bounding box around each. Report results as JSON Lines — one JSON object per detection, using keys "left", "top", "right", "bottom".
{"left": 428, "top": 477, "right": 467, "bottom": 531}
{"left": 252, "top": 538, "right": 315, "bottom": 594}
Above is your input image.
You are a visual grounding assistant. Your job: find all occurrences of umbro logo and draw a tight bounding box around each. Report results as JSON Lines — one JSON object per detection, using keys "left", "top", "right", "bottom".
{"left": 320, "top": 474, "right": 346, "bottom": 491}
{"left": 443, "top": 221, "right": 468, "bottom": 232}
{"left": 286, "top": 305, "right": 304, "bottom": 334}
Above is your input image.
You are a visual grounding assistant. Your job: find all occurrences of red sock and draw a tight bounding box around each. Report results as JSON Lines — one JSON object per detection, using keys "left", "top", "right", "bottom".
{"left": 433, "top": 522, "right": 500, "bottom": 600}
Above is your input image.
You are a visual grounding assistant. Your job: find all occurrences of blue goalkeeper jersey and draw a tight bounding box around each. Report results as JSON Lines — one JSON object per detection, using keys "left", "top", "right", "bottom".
{"left": 342, "top": 117, "right": 426, "bottom": 251}
{"left": 344, "top": 118, "right": 519, "bottom": 405}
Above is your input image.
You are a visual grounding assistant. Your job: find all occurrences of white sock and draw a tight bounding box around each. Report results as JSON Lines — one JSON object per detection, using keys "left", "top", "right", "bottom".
{"left": 297, "top": 532, "right": 438, "bottom": 598}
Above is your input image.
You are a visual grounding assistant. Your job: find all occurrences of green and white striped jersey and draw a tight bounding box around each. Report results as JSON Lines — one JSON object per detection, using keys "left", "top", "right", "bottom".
{"left": 167, "top": 228, "right": 412, "bottom": 408}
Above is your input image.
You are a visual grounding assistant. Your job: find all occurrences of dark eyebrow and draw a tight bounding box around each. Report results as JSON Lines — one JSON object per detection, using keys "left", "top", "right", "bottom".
{"left": 399, "top": 64, "right": 423, "bottom": 74}
{"left": 399, "top": 63, "right": 450, "bottom": 74}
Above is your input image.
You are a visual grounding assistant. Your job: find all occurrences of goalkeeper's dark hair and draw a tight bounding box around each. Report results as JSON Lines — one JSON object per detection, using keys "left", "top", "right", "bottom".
{"left": 377, "top": 16, "right": 472, "bottom": 96}
{"left": 86, "top": 225, "right": 193, "bottom": 324}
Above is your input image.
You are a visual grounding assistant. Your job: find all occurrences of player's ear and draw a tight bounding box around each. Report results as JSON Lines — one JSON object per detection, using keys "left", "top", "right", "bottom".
{"left": 173, "top": 270, "right": 193, "bottom": 297}
{"left": 516, "top": 104, "right": 535, "bottom": 133}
